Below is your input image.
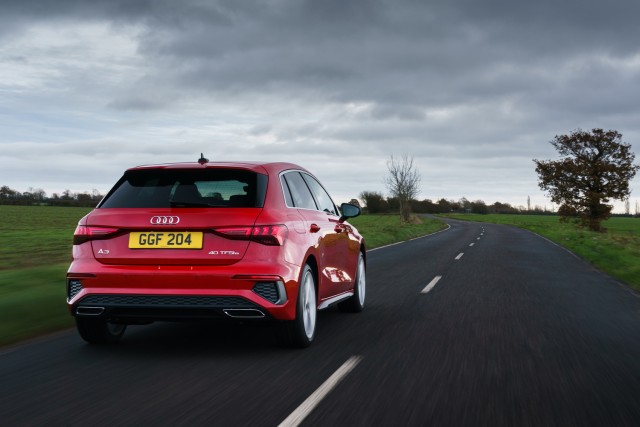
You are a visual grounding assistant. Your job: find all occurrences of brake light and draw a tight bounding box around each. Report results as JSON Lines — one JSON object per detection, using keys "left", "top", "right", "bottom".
{"left": 73, "top": 225, "right": 119, "bottom": 245}
{"left": 214, "top": 225, "right": 288, "bottom": 246}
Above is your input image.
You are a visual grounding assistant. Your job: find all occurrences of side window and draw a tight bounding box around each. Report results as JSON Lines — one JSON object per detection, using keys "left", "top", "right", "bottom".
{"left": 283, "top": 172, "right": 317, "bottom": 210}
{"left": 301, "top": 173, "right": 337, "bottom": 215}
{"left": 280, "top": 174, "right": 294, "bottom": 207}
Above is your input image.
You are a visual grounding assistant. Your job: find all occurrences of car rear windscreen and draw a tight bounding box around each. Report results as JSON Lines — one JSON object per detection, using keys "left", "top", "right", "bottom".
{"left": 99, "top": 169, "right": 268, "bottom": 208}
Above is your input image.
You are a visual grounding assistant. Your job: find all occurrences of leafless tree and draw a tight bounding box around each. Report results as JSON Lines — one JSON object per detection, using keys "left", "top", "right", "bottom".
{"left": 384, "top": 154, "right": 421, "bottom": 222}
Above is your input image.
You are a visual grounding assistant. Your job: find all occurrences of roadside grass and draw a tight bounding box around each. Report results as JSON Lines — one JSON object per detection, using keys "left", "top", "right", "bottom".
{"left": 0, "top": 206, "right": 90, "bottom": 346}
{"left": 442, "top": 214, "right": 640, "bottom": 290}
{"left": 0, "top": 205, "right": 91, "bottom": 270}
{"left": 0, "top": 207, "right": 445, "bottom": 346}
{"left": 0, "top": 264, "right": 74, "bottom": 345}
{"left": 349, "top": 214, "right": 448, "bottom": 249}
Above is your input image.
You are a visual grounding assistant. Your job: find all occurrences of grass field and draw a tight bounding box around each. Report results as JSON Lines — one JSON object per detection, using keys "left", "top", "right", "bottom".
{"left": 0, "top": 206, "right": 444, "bottom": 346}
{"left": 0, "top": 206, "right": 92, "bottom": 345}
{"left": 349, "top": 214, "right": 447, "bottom": 249}
{"left": 0, "top": 205, "right": 92, "bottom": 270}
{"left": 443, "top": 214, "right": 640, "bottom": 290}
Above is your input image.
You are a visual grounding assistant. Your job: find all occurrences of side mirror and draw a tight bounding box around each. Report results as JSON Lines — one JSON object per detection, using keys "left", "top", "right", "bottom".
{"left": 339, "top": 203, "right": 361, "bottom": 222}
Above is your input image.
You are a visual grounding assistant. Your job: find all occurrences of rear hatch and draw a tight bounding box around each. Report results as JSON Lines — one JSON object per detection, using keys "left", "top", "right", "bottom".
{"left": 81, "top": 167, "right": 268, "bottom": 266}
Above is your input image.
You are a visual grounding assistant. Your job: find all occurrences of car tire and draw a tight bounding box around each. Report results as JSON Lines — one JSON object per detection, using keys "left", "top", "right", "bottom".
{"left": 76, "top": 318, "right": 127, "bottom": 344}
{"left": 339, "top": 252, "right": 365, "bottom": 313}
{"left": 276, "top": 264, "right": 317, "bottom": 348}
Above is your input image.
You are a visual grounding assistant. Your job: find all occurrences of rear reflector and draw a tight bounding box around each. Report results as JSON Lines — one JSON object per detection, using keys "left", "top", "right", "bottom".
{"left": 73, "top": 225, "right": 119, "bottom": 245}
{"left": 214, "top": 225, "right": 288, "bottom": 246}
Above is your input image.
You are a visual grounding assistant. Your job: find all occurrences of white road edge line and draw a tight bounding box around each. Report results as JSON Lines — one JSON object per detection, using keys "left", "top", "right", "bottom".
{"left": 369, "top": 224, "right": 451, "bottom": 252}
{"left": 421, "top": 275, "right": 442, "bottom": 294}
{"left": 455, "top": 253, "right": 464, "bottom": 260}
{"left": 278, "top": 356, "right": 363, "bottom": 427}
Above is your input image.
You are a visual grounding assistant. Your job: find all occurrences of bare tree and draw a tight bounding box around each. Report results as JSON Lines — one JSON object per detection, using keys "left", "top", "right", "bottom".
{"left": 384, "top": 154, "right": 421, "bottom": 222}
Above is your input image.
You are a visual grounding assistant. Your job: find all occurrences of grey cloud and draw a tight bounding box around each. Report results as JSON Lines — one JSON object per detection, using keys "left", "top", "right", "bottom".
{"left": 2, "top": 0, "right": 640, "bottom": 209}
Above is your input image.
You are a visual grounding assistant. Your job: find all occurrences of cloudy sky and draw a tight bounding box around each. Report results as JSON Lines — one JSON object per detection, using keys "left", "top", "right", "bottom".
{"left": 2, "top": 0, "right": 640, "bottom": 212}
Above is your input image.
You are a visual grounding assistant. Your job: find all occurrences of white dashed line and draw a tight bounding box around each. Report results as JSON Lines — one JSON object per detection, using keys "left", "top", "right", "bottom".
{"left": 477, "top": 237, "right": 481, "bottom": 240}
{"left": 421, "top": 275, "right": 442, "bottom": 294}
{"left": 469, "top": 243, "right": 475, "bottom": 247}
{"left": 278, "top": 356, "right": 363, "bottom": 427}
{"left": 455, "top": 253, "right": 464, "bottom": 260}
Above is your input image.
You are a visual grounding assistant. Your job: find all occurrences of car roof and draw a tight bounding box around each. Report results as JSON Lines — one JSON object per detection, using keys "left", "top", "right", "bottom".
{"left": 127, "top": 161, "right": 309, "bottom": 175}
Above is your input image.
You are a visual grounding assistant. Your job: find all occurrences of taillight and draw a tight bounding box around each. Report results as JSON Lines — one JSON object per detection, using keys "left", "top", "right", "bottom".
{"left": 214, "top": 225, "right": 288, "bottom": 246}
{"left": 73, "top": 225, "right": 119, "bottom": 245}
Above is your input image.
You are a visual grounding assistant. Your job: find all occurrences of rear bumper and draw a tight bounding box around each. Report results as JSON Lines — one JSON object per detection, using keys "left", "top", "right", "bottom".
{"left": 73, "top": 294, "right": 270, "bottom": 322}
{"left": 67, "top": 260, "right": 300, "bottom": 321}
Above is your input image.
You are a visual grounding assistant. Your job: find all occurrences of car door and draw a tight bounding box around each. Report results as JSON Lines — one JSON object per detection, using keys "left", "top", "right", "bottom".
{"left": 281, "top": 171, "right": 352, "bottom": 299}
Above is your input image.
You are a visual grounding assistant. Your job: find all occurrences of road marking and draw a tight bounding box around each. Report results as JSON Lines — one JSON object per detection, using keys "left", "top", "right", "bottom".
{"left": 421, "top": 275, "right": 442, "bottom": 294}
{"left": 477, "top": 237, "right": 481, "bottom": 240}
{"left": 369, "top": 224, "right": 452, "bottom": 252}
{"left": 369, "top": 241, "right": 402, "bottom": 251}
{"left": 278, "top": 356, "right": 362, "bottom": 427}
{"left": 469, "top": 243, "right": 475, "bottom": 247}
{"left": 455, "top": 252, "right": 464, "bottom": 260}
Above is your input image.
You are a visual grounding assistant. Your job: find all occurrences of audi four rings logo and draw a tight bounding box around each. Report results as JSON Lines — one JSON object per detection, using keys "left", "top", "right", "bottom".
{"left": 150, "top": 216, "right": 180, "bottom": 225}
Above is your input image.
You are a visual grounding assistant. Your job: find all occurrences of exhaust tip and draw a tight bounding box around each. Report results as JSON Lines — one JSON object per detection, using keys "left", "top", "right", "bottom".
{"left": 223, "top": 309, "right": 265, "bottom": 319}
{"left": 76, "top": 306, "right": 105, "bottom": 316}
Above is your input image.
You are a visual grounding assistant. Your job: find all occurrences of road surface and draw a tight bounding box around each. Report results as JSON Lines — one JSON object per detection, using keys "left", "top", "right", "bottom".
{"left": 2, "top": 218, "right": 640, "bottom": 426}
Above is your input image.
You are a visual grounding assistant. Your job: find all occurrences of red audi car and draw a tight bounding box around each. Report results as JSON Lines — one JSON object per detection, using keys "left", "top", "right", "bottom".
{"left": 67, "top": 158, "right": 365, "bottom": 347}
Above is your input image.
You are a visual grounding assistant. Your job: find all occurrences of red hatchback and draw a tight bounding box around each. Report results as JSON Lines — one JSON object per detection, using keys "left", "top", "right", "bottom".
{"left": 67, "top": 158, "right": 365, "bottom": 347}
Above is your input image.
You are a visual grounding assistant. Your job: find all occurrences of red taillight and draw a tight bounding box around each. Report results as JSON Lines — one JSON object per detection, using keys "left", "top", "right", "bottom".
{"left": 214, "top": 225, "right": 288, "bottom": 246}
{"left": 73, "top": 225, "right": 119, "bottom": 245}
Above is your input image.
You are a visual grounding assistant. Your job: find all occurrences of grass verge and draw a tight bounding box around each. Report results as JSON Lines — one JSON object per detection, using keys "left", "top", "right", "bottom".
{"left": 0, "top": 264, "right": 74, "bottom": 347}
{"left": 442, "top": 214, "right": 640, "bottom": 290}
{"left": 349, "top": 214, "right": 447, "bottom": 249}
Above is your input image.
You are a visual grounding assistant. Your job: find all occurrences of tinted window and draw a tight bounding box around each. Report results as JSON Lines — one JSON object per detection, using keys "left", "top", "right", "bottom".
{"left": 99, "top": 169, "right": 267, "bottom": 208}
{"left": 282, "top": 172, "right": 317, "bottom": 210}
{"left": 280, "top": 175, "right": 294, "bottom": 207}
{"left": 301, "top": 173, "right": 337, "bottom": 215}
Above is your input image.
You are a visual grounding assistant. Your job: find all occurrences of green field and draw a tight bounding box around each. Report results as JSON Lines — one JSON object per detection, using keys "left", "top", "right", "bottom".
{"left": 0, "top": 206, "right": 92, "bottom": 345}
{"left": 0, "top": 205, "right": 92, "bottom": 270}
{"left": 349, "top": 214, "right": 447, "bottom": 249}
{"left": 443, "top": 214, "right": 640, "bottom": 290}
{"left": 0, "top": 206, "right": 444, "bottom": 346}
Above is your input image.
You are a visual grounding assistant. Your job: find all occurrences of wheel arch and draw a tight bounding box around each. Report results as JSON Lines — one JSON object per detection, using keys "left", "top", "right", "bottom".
{"left": 303, "top": 254, "right": 319, "bottom": 296}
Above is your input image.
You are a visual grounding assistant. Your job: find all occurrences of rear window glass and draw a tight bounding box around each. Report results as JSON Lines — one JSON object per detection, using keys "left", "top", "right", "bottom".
{"left": 99, "top": 169, "right": 268, "bottom": 208}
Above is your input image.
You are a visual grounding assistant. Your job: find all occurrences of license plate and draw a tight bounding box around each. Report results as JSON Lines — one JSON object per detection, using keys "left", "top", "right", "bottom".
{"left": 129, "top": 231, "right": 203, "bottom": 249}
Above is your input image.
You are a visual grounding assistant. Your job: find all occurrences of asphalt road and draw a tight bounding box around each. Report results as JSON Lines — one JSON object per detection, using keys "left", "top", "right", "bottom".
{"left": 3, "top": 218, "right": 640, "bottom": 426}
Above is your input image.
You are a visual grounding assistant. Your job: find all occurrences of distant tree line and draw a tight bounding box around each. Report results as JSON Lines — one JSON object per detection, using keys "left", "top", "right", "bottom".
{"left": 360, "top": 191, "right": 555, "bottom": 216}
{"left": 0, "top": 185, "right": 103, "bottom": 207}
{"left": 359, "top": 191, "right": 639, "bottom": 217}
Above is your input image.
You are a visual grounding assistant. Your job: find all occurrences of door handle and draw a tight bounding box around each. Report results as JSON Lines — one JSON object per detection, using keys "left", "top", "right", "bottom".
{"left": 310, "top": 224, "right": 321, "bottom": 233}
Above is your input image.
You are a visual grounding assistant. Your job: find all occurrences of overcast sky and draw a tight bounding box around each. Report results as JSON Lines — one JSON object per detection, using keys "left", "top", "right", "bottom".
{"left": 2, "top": 0, "right": 640, "bottom": 212}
